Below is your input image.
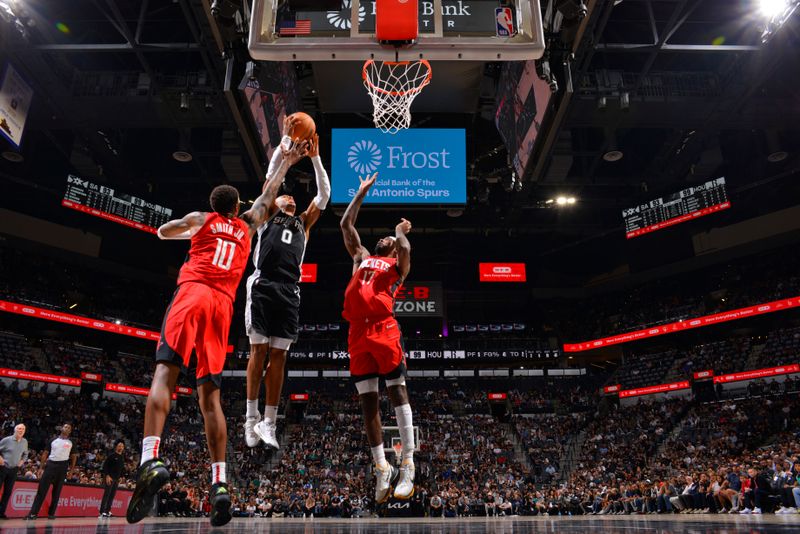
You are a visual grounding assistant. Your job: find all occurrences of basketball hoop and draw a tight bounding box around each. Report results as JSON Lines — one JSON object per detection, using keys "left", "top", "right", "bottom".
{"left": 392, "top": 442, "right": 403, "bottom": 461}
{"left": 362, "top": 59, "right": 432, "bottom": 134}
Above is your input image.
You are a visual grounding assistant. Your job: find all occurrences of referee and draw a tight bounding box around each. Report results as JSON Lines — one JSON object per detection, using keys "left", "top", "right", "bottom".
{"left": 25, "top": 423, "right": 77, "bottom": 520}
{"left": 99, "top": 440, "right": 125, "bottom": 518}
{"left": 0, "top": 424, "right": 28, "bottom": 519}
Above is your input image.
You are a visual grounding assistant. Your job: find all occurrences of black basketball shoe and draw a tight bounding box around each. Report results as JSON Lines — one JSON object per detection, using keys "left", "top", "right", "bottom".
{"left": 209, "top": 482, "right": 232, "bottom": 527}
{"left": 126, "top": 459, "right": 170, "bottom": 524}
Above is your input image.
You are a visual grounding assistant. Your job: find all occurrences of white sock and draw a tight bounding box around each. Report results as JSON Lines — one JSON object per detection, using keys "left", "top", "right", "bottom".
{"left": 394, "top": 403, "right": 415, "bottom": 463}
{"left": 263, "top": 405, "right": 278, "bottom": 423}
{"left": 246, "top": 399, "right": 259, "bottom": 419}
{"left": 140, "top": 436, "right": 160, "bottom": 465}
{"left": 371, "top": 444, "right": 388, "bottom": 468}
{"left": 211, "top": 462, "right": 226, "bottom": 484}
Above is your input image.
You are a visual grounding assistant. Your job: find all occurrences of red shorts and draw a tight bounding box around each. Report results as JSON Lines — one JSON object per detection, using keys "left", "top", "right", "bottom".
{"left": 347, "top": 317, "right": 407, "bottom": 381}
{"left": 156, "top": 282, "right": 232, "bottom": 387}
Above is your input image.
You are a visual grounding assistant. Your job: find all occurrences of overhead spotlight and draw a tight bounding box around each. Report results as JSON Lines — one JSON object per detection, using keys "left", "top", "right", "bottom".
{"left": 603, "top": 129, "right": 623, "bottom": 162}
{"left": 446, "top": 208, "right": 463, "bottom": 218}
{"left": 567, "top": 197, "right": 576, "bottom": 204}
{"left": 597, "top": 96, "right": 608, "bottom": 111}
{"left": 179, "top": 92, "right": 189, "bottom": 112}
{"left": 619, "top": 91, "right": 630, "bottom": 111}
{"left": 556, "top": 196, "right": 567, "bottom": 205}
{"left": 204, "top": 96, "right": 214, "bottom": 113}
{"left": 545, "top": 198, "right": 555, "bottom": 204}
{"left": 1, "top": 150, "right": 23, "bottom": 163}
{"left": 114, "top": 319, "right": 122, "bottom": 325}
{"left": 765, "top": 130, "right": 788, "bottom": 162}
{"left": 69, "top": 303, "right": 78, "bottom": 309}
{"left": 758, "top": 0, "right": 789, "bottom": 18}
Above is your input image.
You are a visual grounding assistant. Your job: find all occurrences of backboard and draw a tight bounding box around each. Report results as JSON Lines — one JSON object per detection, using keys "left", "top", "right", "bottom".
{"left": 382, "top": 425, "right": 422, "bottom": 464}
{"left": 249, "top": 0, "right": 545, "bottom": 62}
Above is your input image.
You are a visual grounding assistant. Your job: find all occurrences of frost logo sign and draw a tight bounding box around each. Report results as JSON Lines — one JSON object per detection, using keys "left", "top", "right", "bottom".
{"left": 332, "top": 128, "right": 466, "bottom": 204}
{"left": 348, "top": 140, "right": 382, "bottom": 174}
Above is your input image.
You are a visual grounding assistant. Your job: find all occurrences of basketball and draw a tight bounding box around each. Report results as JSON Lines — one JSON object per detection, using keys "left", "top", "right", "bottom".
{"left": 287, "top": 111, "right": 315, "bottom": 142}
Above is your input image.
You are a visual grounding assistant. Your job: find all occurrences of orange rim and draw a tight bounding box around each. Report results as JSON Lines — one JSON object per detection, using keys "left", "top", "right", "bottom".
{"left": 362, "top": 59, "right": 432, "bottom": 97}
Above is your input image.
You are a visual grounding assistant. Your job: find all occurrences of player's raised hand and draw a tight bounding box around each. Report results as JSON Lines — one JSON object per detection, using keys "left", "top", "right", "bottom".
{"left": 308, "top": 133, "right": 320, "bottom": 158}
{"left": 282, "top": 115, "right": 298, "bottom": 138}
{"left": 282, "top": 139, "right": 309, "bottom": 165}
{"left": 395, "top": 218, "right": 412, "bottom": 235}
{"left": 358, "top": 172, "right": 378, "bottom": 192}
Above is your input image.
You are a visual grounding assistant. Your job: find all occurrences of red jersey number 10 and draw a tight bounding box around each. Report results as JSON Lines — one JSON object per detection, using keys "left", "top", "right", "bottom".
{"left": 212, "top": 238, "right": 236, "bottom": 271}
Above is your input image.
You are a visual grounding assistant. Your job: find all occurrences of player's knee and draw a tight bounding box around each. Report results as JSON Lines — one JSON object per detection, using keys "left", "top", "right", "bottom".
{"left": 268, "top": 347, "right": 288, "bottom": 364}
{"left": 250, "top": 344, "right": 268, "bottom": 361}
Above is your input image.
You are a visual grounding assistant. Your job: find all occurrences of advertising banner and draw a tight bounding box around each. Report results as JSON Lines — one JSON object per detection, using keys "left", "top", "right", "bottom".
{"left": 619, "top": 381, "right": 690, "bottom": 398}
{"left": 713, "top": 364, "right": 800, "bottom": 384}
{"left": 332, "top": 128, "right": 466, "bottom": 204}
{"left": 0, "top": 299, "right": 160, "bottom": 341}
{"left": 564, "top": 296, "right": 800, "bottom": 352}
{"left": 479, "top": 263, "right": 527, "bottom": 282}
{"left": 6, "top": 481, "right": 132, "bottom": 518}
{"left": 0, "top": 368, "right": 81, "bottom": 387}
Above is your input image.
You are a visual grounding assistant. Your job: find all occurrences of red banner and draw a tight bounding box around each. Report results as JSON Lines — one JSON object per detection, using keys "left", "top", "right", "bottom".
{"left": 479, "top": 263, "right": 527, "bottom": 282}
{"left": 5, "top": 480, "right": 132, "bottom": 518}
{"left": 619, "top": 380, "right": 690, "bottom": 398}
{"left": 0, "top": 368, "right": 81, "bottom": 387}
{"left": 626, "top": 202, "right": 731, "bottom": 239}
{"left": 300, "top": 263, "right": 317, "bottom": 283}
{"left": 602, "top": 384, "right": 621, "bottom": 394}
{"left": 80, "top": 372, "right": 103, "bottom": 382}
{"left": 290, "top": 393, "right": 309, "bottom": 401}
{"left": 487, "top": 392, "right": 508, "bottom": 400}
{"left": 693, "top": 370, "right": 714, "bottom": 380}
{"left": 62, "top": 199, "right": 158, "bottom": 234}
{"left": 175, "top": 386, "right": 193, "bottom": 396}
{"left": 563, "top": 296, "right": 800, "bottom": 352}
{"left": 105, "top": 383, "right": 177, "bottom": 400}
{"left": 713, "top": 364, "right": 800, "bottom": 384}
{"left": 0, "top": 299, "right": 160, "bottom": 341}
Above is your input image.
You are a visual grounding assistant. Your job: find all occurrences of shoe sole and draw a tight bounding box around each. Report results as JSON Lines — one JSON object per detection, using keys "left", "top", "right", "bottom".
{"left": 126, "top": 467, "right": 169, "bottom": 524}
{"left": 253, "top": 425, "right": 279, "bottom": 450}
{"left": 376, "top": 466, "right": 399, "bottom": 504}
{"left": 210, "top": 494, "right": 232, "bottom": 527}
{"left": 393, "top": 486, "right": 415, "bottom": 500}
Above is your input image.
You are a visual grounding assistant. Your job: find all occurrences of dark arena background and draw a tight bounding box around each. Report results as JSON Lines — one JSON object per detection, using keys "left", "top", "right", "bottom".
{"left": 1, "top": 0, "right": 800, "bottom": 533}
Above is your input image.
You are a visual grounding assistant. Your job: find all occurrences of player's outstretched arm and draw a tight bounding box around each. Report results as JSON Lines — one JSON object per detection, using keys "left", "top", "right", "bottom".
{"left": 300, "top": 134, "right": 330, "bottom": 237}
{"left": 241, "top": 140, "right": 309, "bottom": 236}
{"left": 395, "top": 218, "right": 412, "bottom": 280}
{"left": 340, "top": 173, "right": 376, "bottom": 264}
{"left": 264, "top": 115, "right": 300, "bottom": 219}
{"left": 157, "top": 211, "right": 207, "bottom": 240}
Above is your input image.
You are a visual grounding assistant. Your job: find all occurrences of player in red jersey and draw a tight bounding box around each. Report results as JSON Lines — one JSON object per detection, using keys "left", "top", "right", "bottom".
{"left": 126, "top": 137, "right": 309, "bottom": 527}
{"left": 340, "top": 172, "right": 417, "bottom": 503}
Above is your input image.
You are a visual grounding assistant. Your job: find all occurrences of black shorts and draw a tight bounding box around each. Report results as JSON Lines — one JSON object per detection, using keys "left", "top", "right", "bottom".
{"left": 245, "top": 277, "right": 300, "bottom": 346}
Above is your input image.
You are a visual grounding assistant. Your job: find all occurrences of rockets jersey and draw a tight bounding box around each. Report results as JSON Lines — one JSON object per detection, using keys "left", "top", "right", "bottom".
{"left": 251, "top": 212, "right": 306, "bottom": 284}
{"left": 343, "top": 255, "right": 402, "bottom": 322}
{"left": 177, "top": 212, "right": 251, "bottom": 301}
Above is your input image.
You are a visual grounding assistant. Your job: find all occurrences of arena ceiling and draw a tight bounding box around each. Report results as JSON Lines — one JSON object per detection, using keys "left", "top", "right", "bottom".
{"left": 0, "top": 0, "right": 799, "bottom": 262}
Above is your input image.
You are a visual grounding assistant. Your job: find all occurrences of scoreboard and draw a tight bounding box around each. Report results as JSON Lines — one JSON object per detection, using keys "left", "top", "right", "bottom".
{"left": 62, "top": 175, "right": 172, "bottom": 234}
{"left": 623, "top": 177, "right": 730, "bottom": 239}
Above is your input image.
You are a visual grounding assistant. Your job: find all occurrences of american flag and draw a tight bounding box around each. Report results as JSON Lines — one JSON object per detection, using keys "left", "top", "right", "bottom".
{"left": 279, "top": 19, "right": 312, "bottom": 36}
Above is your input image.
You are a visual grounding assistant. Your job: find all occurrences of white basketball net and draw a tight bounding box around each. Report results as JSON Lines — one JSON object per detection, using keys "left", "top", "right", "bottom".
{"left": 362, "top": 59, "right": 432, "bottom": 134}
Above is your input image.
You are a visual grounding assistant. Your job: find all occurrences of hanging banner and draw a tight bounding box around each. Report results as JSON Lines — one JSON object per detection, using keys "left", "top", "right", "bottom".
{"left": 619, "top": 380, "right": 690, "bottom": 398}
{"left": 713, "top": 364, "right": 799, "bottom": 384}
{"left": 0, "top": 64, "right": 33, "bottom": 147}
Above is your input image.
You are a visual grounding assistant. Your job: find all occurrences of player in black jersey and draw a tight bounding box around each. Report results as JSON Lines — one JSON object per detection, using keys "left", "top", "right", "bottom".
{"left": 244, "top": 125, "right": 330, "bottom": 449}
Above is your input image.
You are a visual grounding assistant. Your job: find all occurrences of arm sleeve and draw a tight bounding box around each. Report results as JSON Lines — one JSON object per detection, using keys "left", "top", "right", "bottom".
{"left": 311, "top": 156, "right": 330, "bottom": 210}
{"left": 266, "top": 136, "right": 291, "bottom": 178}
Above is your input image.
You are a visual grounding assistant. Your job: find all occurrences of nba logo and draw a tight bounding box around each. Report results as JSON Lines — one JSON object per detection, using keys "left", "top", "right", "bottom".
{"left": 495, "top": 7, "right": 515, "bottom": 37}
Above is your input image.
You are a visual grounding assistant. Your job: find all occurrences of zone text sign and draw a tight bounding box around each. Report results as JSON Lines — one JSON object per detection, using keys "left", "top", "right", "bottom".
{"left": 332, "top": 129, "right": 466, "bottom": 204}
{"left": 394, "top": 281, "right": 443, "bottom": 317}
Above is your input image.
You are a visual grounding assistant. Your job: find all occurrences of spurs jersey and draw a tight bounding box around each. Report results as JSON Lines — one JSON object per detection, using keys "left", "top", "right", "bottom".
{"left": 251, "top": 212, "right": 306, "bottom": 284}
{"left": 177, "top": 212, "right": 251, "bottom": 300}
{"left": 343, "top": 256, "right": 402, "bottom": 321}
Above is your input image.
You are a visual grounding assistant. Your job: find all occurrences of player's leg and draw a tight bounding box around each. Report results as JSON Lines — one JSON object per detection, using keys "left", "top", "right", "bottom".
{"left": 128, "top": 285, "right": 197, "bottom": 523}
{"left": 244, "top": 275, "right": 269, "bottom": 446}
{"left": 196, "top": 289, "right": 233, "bottom": 527}
{"left": 376, "top": 319, "right": 416, "bottom": 499}
{"left": 244, "top": 342, "right": 268, "bottom": 447}
{"left": 356, "top": 377, "right": 397, "bottom": 504}
{"left": 254, "top": 283, "right": 299, "bottom": 448}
